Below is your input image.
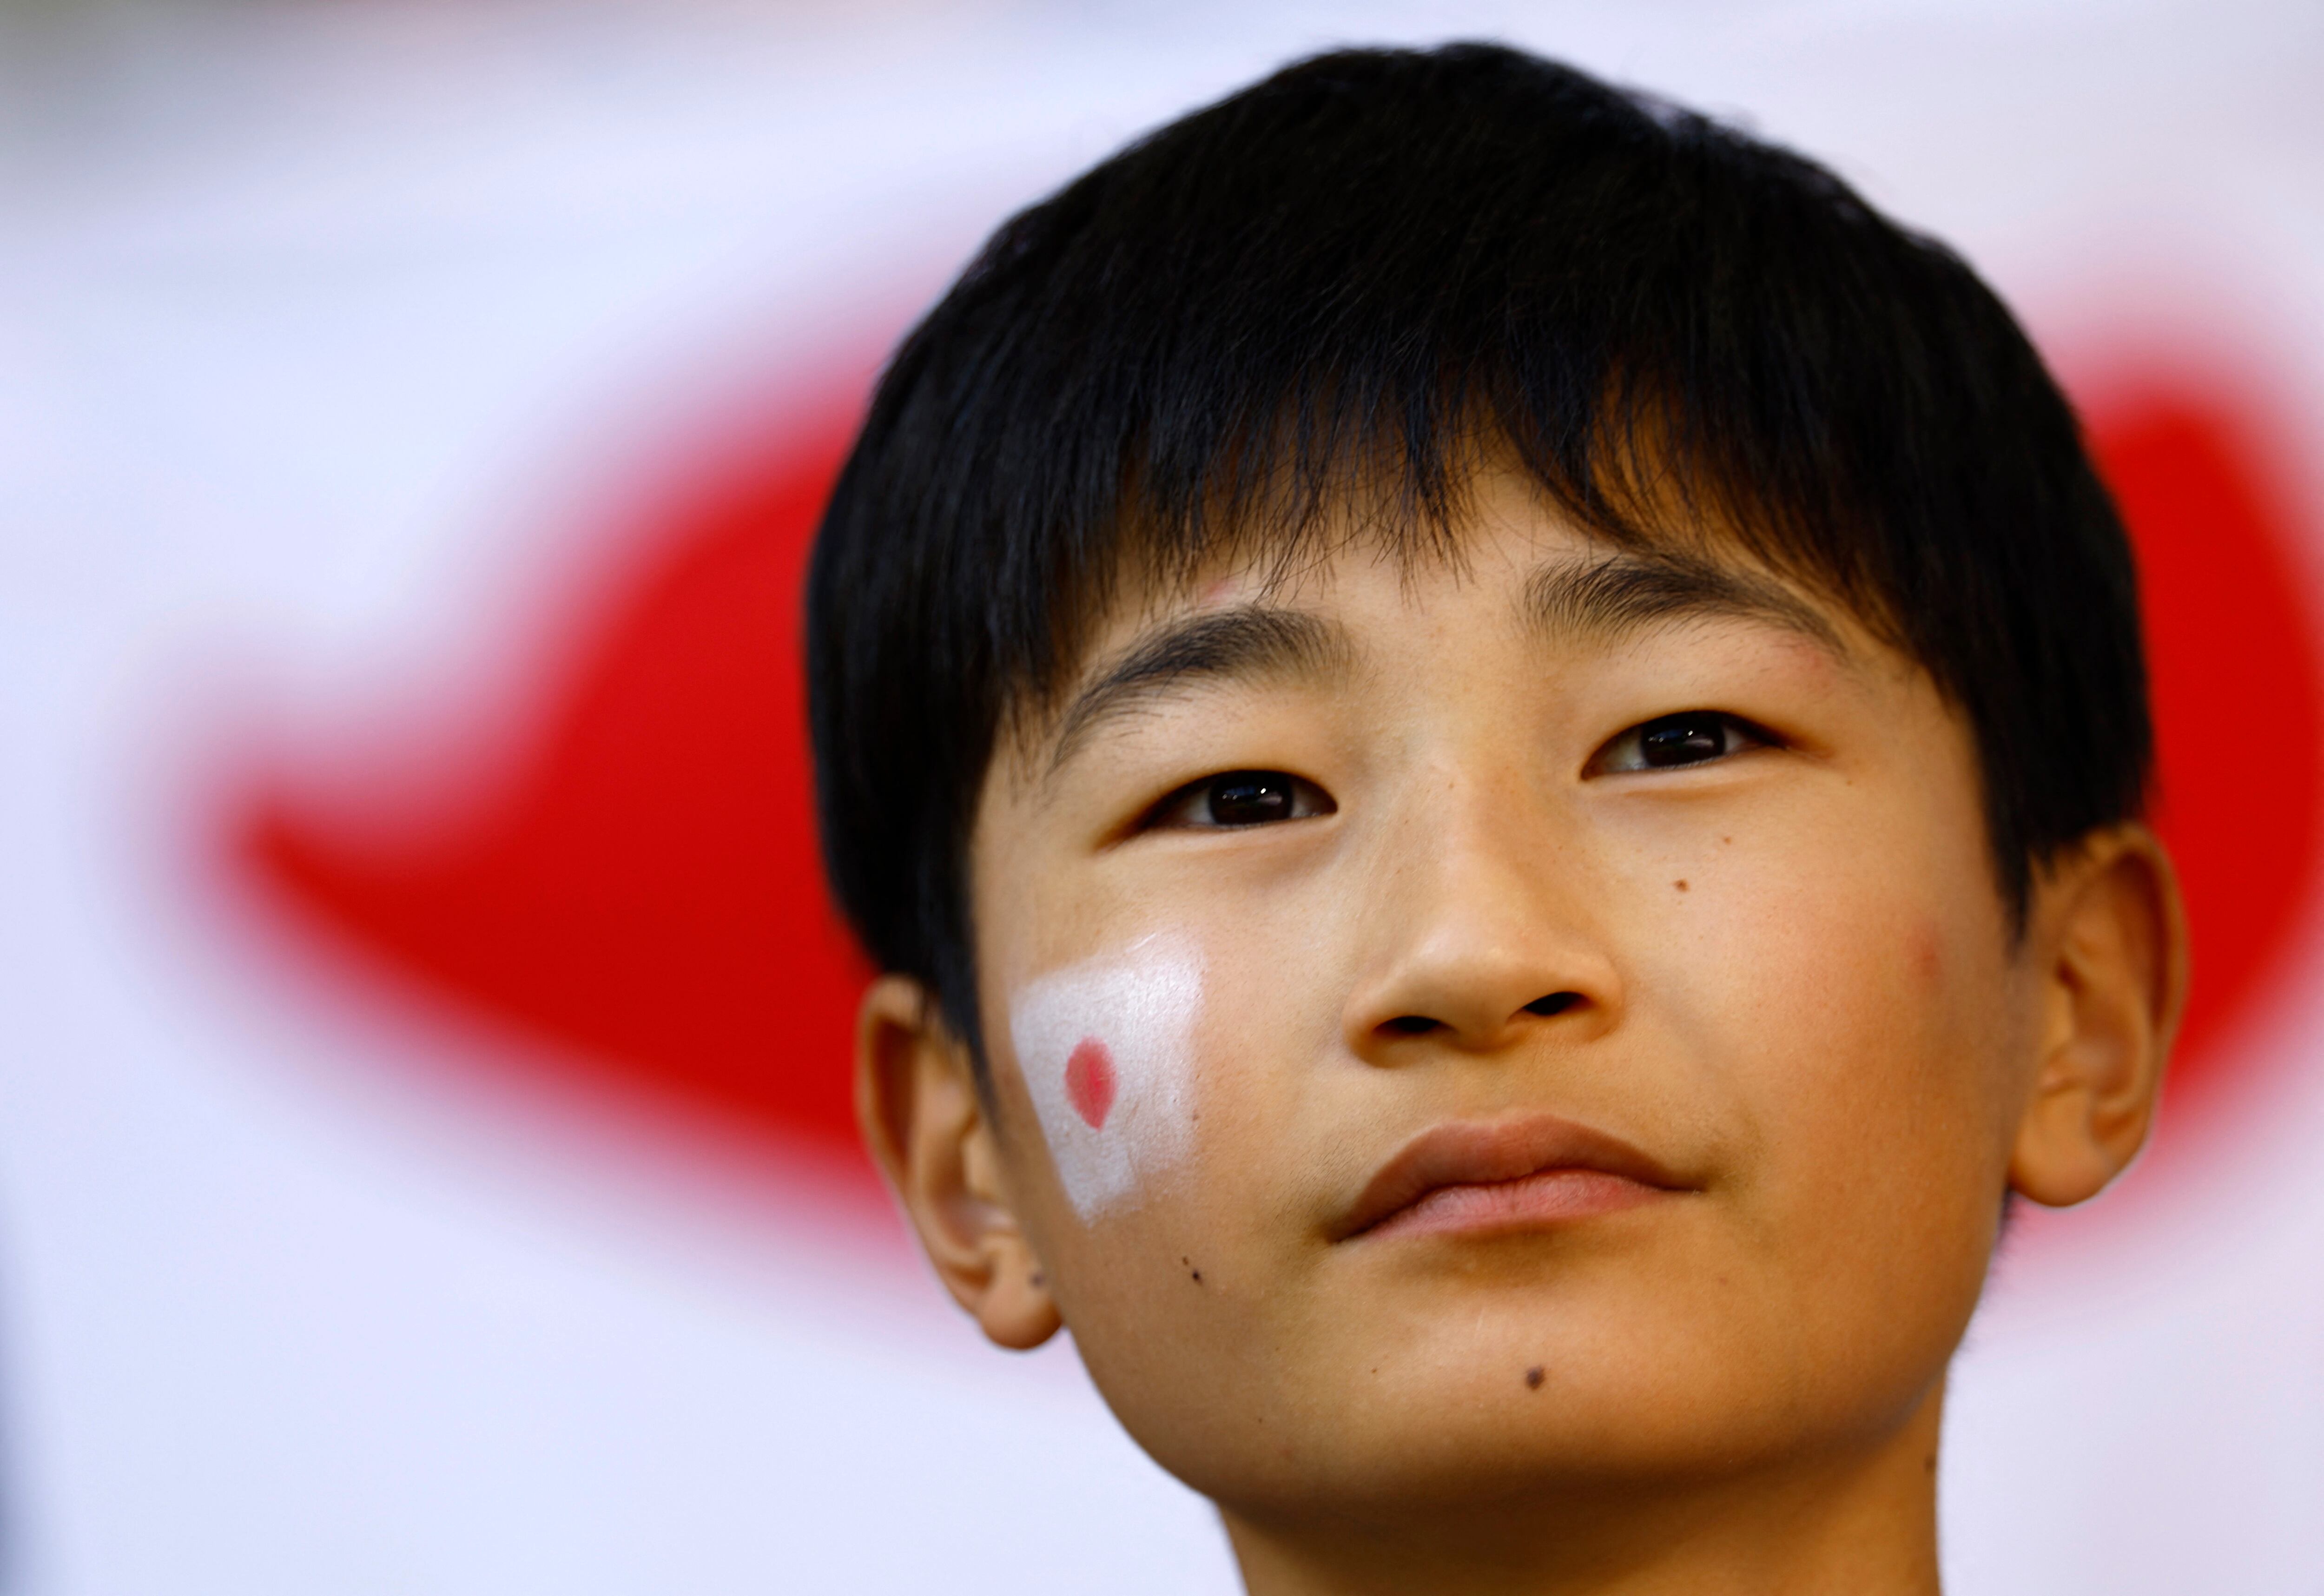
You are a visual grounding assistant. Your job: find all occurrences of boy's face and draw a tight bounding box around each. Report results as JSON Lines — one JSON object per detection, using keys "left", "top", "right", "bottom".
{"left": 891, "top": 464, "right": 2172, "bottom": 1532}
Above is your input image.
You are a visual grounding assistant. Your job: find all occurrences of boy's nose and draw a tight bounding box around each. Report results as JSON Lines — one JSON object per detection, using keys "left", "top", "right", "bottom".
{"left": 1340, "top": 775, "right": 1620, "bottom": 1060}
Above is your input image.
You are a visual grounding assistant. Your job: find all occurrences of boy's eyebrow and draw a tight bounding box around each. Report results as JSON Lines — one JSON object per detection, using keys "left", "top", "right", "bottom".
{"left": 1047, "top": 605, "right": 1353, "bottom": 775}
{"left": 1044, "top": 557, "right": 1841, "bottom": 777}
{"left": 1524, "top": 552, "right": 1849, "bottom": 655}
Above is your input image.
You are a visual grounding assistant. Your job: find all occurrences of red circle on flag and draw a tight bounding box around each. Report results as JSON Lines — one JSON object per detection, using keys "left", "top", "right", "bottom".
{"left": 231, "top": 360, "right": 2324, "bottom": 1186}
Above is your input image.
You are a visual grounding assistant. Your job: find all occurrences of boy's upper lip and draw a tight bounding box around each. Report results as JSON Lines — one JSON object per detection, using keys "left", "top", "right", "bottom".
{"left": 1335, "top": 1113, "right": 1691, "bottom": 1241}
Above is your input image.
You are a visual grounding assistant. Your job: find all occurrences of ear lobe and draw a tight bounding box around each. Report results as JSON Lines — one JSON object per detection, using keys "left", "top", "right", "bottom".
{"left": 2008, "top": 827, "right": 2190, "bottom": 1208}
{"left": 856, "top": 976, "right": 1063, "bottom": 1350}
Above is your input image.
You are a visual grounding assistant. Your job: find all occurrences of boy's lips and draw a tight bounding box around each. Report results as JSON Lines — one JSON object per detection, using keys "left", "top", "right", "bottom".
{"left": 1336, "top": 1114, "right": 1692, "bottom": 1242}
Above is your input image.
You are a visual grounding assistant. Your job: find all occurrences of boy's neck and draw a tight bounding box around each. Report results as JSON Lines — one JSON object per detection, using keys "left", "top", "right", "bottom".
{"left": 1219, "top": 1382, "right": 1947, "bottom": 1596}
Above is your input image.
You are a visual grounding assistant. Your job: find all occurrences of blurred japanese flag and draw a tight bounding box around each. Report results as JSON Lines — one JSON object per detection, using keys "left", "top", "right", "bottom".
{"left": 2, "top": 3, "right": 2320, "bottom": 1592}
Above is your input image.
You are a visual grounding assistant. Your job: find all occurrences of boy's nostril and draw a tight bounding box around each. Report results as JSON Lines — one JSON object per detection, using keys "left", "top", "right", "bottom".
{"left": 1383, "top": 1015, "right": 1440, "bottom": 1035}
{"left": 1524, "top": 992, "right": 1581, "bottom": 1017}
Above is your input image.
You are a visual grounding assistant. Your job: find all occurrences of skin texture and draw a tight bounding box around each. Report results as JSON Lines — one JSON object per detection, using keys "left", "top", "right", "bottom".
{"left": 856, "top": 465, "right": 2187, "bottom": 1596}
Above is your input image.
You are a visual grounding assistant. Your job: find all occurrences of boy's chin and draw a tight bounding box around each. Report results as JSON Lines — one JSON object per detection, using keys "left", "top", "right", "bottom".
{"left": 1084, "top": 1277, "right": 1961, "bottom": 1522}
{"left": 1156, "top": 1381, "right": 1911, "bottom": 1528}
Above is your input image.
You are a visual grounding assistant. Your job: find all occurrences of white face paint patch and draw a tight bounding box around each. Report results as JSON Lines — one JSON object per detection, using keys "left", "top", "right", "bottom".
{"left": 1009, "top": 935, "right": 1206, "bottom": 1221}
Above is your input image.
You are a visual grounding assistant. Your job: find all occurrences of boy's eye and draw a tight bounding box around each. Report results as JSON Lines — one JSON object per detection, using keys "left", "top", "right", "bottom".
{"left": 1593, "top": 711, "right": 1773, "bottom": 774}
{"left": 1149, "top": 770, "right": 1335, "bottom": 829}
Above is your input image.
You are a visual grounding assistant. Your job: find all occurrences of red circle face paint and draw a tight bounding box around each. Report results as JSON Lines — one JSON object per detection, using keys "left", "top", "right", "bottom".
{"left": 1066, "top": 1038, "right": 1118, "bottom": 1130}
{"left": 1012, "top": 937, "right": 1207, "bottom": 1219}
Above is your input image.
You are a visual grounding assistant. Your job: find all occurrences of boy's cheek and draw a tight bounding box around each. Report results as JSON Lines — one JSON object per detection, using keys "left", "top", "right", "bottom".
{"left": 999, "top": 929, "right": 1301, "bottom": 1227}
{"left": 1006, "top": 932, "right": 1212, "bottom": 1222}
{"left": 995, "top": 917, "right": 1345, "bottom": 1275}
{"left": 1638, "top": 822, "right": 2017, "bottom": 1233}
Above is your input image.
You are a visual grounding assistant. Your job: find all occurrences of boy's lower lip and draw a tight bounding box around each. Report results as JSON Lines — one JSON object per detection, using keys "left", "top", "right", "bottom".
{"left": 1358, "top": 1168, "right": 1668, "bottom": 1240}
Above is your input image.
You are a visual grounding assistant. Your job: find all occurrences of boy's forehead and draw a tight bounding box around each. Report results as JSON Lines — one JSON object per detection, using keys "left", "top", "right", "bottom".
{"left": 1092, "top": 504, "right": 1861, "bottom": 681}
{"left": 1129, "top": 459, "right": 1858, "bottom": 633}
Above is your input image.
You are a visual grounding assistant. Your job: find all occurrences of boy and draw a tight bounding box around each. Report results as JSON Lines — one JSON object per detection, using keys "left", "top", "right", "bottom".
{"left": 806, "top": 43, "right": 2184, "bottom": 1595}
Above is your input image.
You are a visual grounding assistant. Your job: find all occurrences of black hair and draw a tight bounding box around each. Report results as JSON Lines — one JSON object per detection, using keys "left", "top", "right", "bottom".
{"left": 806, "top": 42, "right": 2149, "bottom": 1064}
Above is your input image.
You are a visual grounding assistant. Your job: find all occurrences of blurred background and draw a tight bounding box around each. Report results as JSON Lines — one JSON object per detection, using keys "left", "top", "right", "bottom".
{"left": 2, "top": 1, "right": 2321, "bottom": 1591}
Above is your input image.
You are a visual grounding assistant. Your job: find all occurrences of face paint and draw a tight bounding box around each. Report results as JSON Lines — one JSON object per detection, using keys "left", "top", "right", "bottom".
{"left": 1010, "top": 935, "right": 1206, "bottom": 1220}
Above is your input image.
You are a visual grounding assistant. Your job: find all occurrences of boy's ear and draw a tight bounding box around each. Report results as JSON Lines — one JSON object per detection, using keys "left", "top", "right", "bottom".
{"left": 856, "top": 975, "right": 1062, "bottom": 1350}
{"left": 2009, "top": 824, "right": 2191, "bottom": 1208}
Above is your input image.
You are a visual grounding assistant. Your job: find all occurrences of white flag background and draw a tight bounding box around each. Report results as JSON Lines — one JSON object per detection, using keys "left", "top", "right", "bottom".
{"left": 3, "top": 2, "right": 2321, "bottom": 1592}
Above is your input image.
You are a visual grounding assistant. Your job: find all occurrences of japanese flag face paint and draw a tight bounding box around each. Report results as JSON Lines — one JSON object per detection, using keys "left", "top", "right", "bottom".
{"left": 1010, "top": 935, "right": 1207, "bottom": 1222}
